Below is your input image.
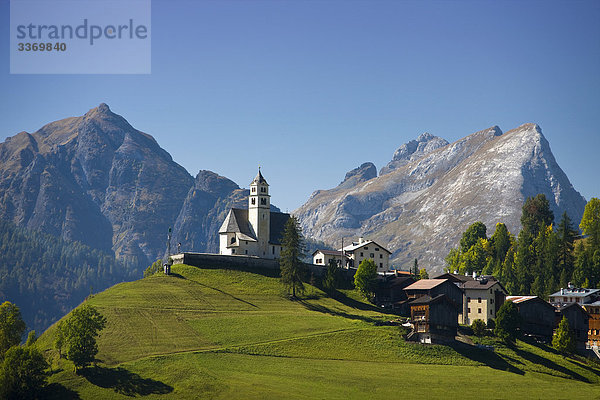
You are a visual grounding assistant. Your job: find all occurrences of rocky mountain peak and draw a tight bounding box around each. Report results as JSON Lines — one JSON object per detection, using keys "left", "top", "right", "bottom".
{"left": 380, "top": 132, "right": 449, "bottom": 175}
{"left": 338, "top": 162, "right": 377, "bottom": 189}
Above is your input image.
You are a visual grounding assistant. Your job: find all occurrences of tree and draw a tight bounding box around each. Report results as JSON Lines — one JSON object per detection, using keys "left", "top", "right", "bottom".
{"left": 144, "top": 259, "right": 163, "bottom": 277}
{"left": 580, "top": 198, "right": 600, "bottom": 249}
{"left": 552, "top": 316, "right": 575, "bottom": 354}
{"left": 25, "top": 331, "right": 36, "bottom": 347}
{"left": 490, "top": 223, "right": 512, "bottom": 265}
{"left": 471, "top": 319, "right": 486, "bottom": 337}
{"left": 354, "top": 259, "right": 378, "bottom": 301}
{"left": 412, "top": 258, "right": 419, "bottom": 278}
{"left": 323, "top": 259, "right": 340, "bottom": 294}
{"left": 279, "top": 216, "right": 306, "bottom": 298}
{"left": 460, "top": 222, "right": 487, "bottom": 253}
{"left": 418, "top": 268, "right": 429, "bottom": 280}
{"left": 54, "top": 321, "right": 65, "bottom": 359}
{"left": 0, "top": 301, "right": 27, "bottom": 358}
{"left": 0, "top": 345, "right": 48, "bottom": 400}
{"left": 521, "top": 194, "right": 554, "bottom": 236}
{"left": 61, "top": 305, "right": 107, "bottom": 371}
{"left": 494, "top": 301, "right": 521, "bottom": 344}
{"left": 557, "top": 211, "right": 577, "bottom": 280}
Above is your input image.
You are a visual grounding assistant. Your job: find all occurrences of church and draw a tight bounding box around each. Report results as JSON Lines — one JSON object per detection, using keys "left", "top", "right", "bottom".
{"left": 219, "top": 170, "right": 290, "bottom": 259}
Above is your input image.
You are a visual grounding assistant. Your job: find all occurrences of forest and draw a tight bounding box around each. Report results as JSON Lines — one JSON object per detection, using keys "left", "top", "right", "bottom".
{"left": 446, "top": 195, "right": 600, "bottom": 298}
{"left": 0, "top": 219, "right": 140, "bottom": 333}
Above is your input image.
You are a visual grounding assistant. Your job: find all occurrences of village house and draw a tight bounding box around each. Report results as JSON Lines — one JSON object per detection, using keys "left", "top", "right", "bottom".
{"left": 374, "top": 274, "right": 415, "bottom": 314}
{"left": 556, "top": 303, "right": 590, "bottom": 350}
{"left": 313, "top": 237, "right": 392, "bottom": 274}
{"left": 583, "top": 301, "right": 600, "bottom": 349}
{"left": 506, "top": 296, "right": 556, "bottom": 340}
{"left": 459, "top": 276, "right": 507, "bottom": 325}
{"left": 404, "top": 279, "right": 464, "bottom": 310}
{"left": 219, "top": 170, "right": 290, "bottom": 259}
{"left": 408, "top": 294, "right": 458, "bottom": 344}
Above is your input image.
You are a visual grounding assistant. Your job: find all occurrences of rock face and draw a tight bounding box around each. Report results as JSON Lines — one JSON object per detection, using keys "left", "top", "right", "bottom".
{"left": 294, "top": 124, "right": 587, "bottom": 273}
{"left": 0, "top": 104, "right": 200, "bottom": 268}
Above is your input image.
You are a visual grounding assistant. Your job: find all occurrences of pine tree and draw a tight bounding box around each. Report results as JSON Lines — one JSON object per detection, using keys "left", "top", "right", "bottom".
{"left": 557, "top": 211, "right": 577, "bottom": 279}
{"left": 279, "top": 216, "right": 306, "bottom": 298}
{"left": 521, "top": 194, "right": 554, "bottom": 237}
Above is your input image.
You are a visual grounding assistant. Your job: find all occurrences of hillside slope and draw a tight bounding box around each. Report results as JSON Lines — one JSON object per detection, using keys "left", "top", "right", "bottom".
{"left": 37, "top": 264, "right": 600, "bottom": 399}
{"left": 295, "top": 124, "right": 586, "bottom": 272}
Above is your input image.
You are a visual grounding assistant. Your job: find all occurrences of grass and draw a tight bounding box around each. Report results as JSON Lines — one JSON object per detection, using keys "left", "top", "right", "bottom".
{"left": 37, "top": 264, "right": 600, "bottom": 399}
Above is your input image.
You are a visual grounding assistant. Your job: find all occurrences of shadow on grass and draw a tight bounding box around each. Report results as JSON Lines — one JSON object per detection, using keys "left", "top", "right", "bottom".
{"left": 195, "top": 281, "right": 259, "bottom": 308}
{"left": 333, "top": 291, "right": 392, "bottom": 314}
{"left": 81, "top": 366, "right": 173, "bottom": 397}
{"left": 42, "top": 383, "right": 82, "bottom": 399}
{"left": 567, "top": 358, "right": 600, "bottom": 379}
{"left": 448, "top": 342, "right": 524, "bottom": 375}
{"left": 512, "top": 347, "right": 590, "bottom": 382}
{"left": 297, "top": 300, "right": 378, "bottom": 324}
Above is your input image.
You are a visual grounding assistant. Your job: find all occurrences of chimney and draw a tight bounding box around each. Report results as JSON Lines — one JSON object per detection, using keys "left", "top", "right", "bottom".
{"left": 472, "top": 271, "right": 477, "bottom": 280}
{"left": 568, "top": 282, "right": 574, "bottom": 289}
{"left": 359, "top": 237, "right": 365, "bottom": 244}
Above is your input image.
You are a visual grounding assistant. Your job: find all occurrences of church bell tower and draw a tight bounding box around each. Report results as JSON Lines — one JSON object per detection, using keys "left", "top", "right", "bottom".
{"left": 249, "top": 168, "right": 270, "bottom": 256}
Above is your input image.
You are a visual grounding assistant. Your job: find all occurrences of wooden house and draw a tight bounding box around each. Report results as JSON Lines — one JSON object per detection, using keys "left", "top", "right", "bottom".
{"left": 374, "top": 275, "right": 415, "bottom": 314}
{"left": 556, "top": 303, "right": 589, "bottom": 350}
{"left": 583, "top": 301, "right": 600, "bottom": 349}
{"left": 403, "top": 279, "right": 463, "bottom": 312}
{"left": 506, "top": 296, "right": 555, "bottom": 340}
{"left": 408, "top": 294, "right": 458, "bottom": 344}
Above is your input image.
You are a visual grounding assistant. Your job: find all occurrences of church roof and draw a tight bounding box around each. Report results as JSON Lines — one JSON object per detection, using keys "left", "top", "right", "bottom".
{"left": 219, "top": 208, "right": 290, "bottom": 245}
{"left": 218, "top": 209, "right": 257, "bottom": 241}
{"left": 251, "top": 169, "right": 269, "bottom": 185}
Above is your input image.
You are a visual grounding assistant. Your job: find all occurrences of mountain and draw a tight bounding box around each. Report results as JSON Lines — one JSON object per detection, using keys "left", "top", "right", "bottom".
{"left": 294, "top": 123, "right": 587, "bottom": 273}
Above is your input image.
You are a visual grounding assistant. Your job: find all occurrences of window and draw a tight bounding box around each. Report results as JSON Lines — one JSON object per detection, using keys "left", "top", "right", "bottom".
{"left": 364, "top": 247, "right": 368, "bottom": 250}
{"left": 467, "top": 297, "right": 471, "bottom": 303}
{"left": 316, "top": 258, "right": 322, "bottom": 264}
{"left": 272, "top": 246, "right": 275, "bottom": 254}
{"left": 490, "top": 289, "right": 492, "bottom": 294}
{"left": 251, "top": 198, "right": 256, "bottom": 205}
{"left": 468, "top": 308, "right": 471, "bottom": 313}
{"left": 478, "top": 308, "right": 482, "bottom": 314}
{"left": 491, "top": 299, "right": 494, "bottom": 304}
{"left": 251, "top": 187, "right": 256, "bottom": 193}
{"left": 379, "top": 254, "right": 383, "bottom": 259}
{"left": 263, "top": 214, "right": 265, "bottom": 220}
{"left": 380, "top": 263, "right": 383, "bottom": 268}
{"left": 261, "top": 198, "right": 267, "bottom": 205}
{"left": 230, "top": 236, "right": 236, "bottom": 244}
{"left": 478, "top": 298, "right": 481, "bottom": 303}
{"left": 261, "top": 187, "right": 265, "bottom": 193}
{"left": 370, "top": 253, "right": 374, "bottom": 258}
{"left": 245, "top": 250, "right": 248, "bottom": 254}
{"left": 375, "top": 248, "right": 379, "bottom": 251}
{"left": 360, "top": 252, "right": 364, "bottom": 257}
{"left": 232, "top": 249, "right": 235, "bottom": 254}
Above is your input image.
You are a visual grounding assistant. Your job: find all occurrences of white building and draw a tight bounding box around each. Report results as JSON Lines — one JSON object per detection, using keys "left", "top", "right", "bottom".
{"left": 313, "top": 237, "right": 392, "bottom": 273}
{"left": 219, "top": 170, "right": 290, "bottom": 259}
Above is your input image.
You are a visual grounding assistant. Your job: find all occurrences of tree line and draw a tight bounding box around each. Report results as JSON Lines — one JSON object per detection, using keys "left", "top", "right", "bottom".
{"left": 445, "top": 195, "right": 600, "bottom": 297}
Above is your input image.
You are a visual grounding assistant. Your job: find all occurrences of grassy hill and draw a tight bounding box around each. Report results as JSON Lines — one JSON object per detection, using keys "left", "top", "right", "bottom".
{"left": 37, "top": 264, "right": 600, "bottom": 399}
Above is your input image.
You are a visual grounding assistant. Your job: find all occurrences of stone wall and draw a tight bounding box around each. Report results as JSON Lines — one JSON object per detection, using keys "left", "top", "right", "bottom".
{"left": 169, "top": 252, "right": 357, "bottom": 279}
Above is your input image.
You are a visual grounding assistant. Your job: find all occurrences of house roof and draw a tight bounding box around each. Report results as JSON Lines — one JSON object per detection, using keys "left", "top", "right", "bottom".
{"left": 461, "top": 278, "right": 506, "bottom": 292}
{"left": 409, "top": 294, "right": 448, "bottom": 305}
{"left": 433, "top": 273, "right": 474, "bottom": 283}
{"left": 506, "top": 295, "right": 538, "bottom": 304}
{"left": 269, "top": 211, "right": 291, "bottom": 245}
{"left": 557, "top": 302, "right": 590, "bottom": 316}
{"left": 404, "top": 279, "right": 448, "bottom": 291}
{"left": 219, "top": 208, "right": 290, "bottom": 245}
{"left": 549, "top": 288, "right": 600, "bottom": 298}
{"left": 312, "top": 249, "right": 344, "bottom": 257}
{"left": 340, "top": 240, "right": 392, "bottom": 254}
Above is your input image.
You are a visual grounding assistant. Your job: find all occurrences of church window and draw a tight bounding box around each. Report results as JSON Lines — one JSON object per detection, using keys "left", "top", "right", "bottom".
{"left": 364, "top": 247, "right": 368, "bottom": 250}
{"left": 252, "top": 187, "right": 256, "bottom": 193}
{"left": 230, "top": 236, "right": 236, "bottom": 244}
{"left": 272, "top": 246, "right": 275, "bottom": 254}
{"left": 245, "top": 250, "right": 248, "bottom": 254}
{"left": 360, "top": 252, "right": 363, "bottom": 257}
{"left": 261, "top": 198, "right": 267, "bottom": 205}
{"left": 375, "top": 248, "right": 379, "bottom": 251}
{"left": 261, "top": 187, "right": 266, "bottom": 193}
{"left": 232, "top": 249, "right": 236, "bottom": 254}
{"left": 263, "top": 214, "right": 265, "bottom": 220}
{"left": 251, "top": 198, "right": 256, "bottom": 205}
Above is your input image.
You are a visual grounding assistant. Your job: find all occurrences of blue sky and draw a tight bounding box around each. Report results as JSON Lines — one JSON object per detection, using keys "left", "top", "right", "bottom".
{"left": 1, "top": 0, "right": 599, "bottom": 212}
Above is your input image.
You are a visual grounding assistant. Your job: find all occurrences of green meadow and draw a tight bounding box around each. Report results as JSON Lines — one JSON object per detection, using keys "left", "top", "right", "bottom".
{"left": 36, "top": 264, "right": 600, "bottom": 399}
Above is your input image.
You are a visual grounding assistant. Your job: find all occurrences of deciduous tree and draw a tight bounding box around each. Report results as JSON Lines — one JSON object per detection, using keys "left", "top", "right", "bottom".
{"left": 0, "top": 345, "right": 48, "bottom": 399}
{"left": 460, "top": 222, "right": 487, "bottom": 253}
{"left": 0, "top": 301, "right": 26, "bottom": 358}
{"left": 494, "top": 300, "right": 521, "bottom": 344}
{"left": 521, "top": 194, "right": 554, "bottom": 236}
{"left": 61, "top": 305, "right": 107, "bottom": 371}
{"left": 580, "top": 198, "right": 600, "bottom": 249}
{"left": 552, "top": 316, "right": 575, "bottom": 354}
{"left": 354, "top": 259, "right": 378, "bottom": 301}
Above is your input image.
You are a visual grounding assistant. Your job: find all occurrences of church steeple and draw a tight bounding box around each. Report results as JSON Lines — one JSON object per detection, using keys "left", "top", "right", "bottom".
{"left": 249, "top": 168, "right": 270, "bottom": 256}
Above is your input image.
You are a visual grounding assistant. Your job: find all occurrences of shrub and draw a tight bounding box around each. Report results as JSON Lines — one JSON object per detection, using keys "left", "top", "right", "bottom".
{"left": 471, "top": 319, "right": 486, "bottom": 336}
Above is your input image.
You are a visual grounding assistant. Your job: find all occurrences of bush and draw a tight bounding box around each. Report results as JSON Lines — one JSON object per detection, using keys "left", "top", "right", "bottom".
{"left": 471, "top": 319, "right": 486, "bottom": 336}
{"left": 494, "top": 301, "right": 521, "bottom": 344}
{"left": 0, "top": 345, "right": 48, "bottom": 399}
{"left": 487, "top": 318, "right": 495, "bottom": 330}
{"left": 144, "top": 259, "right": 163, "bottom": 277}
